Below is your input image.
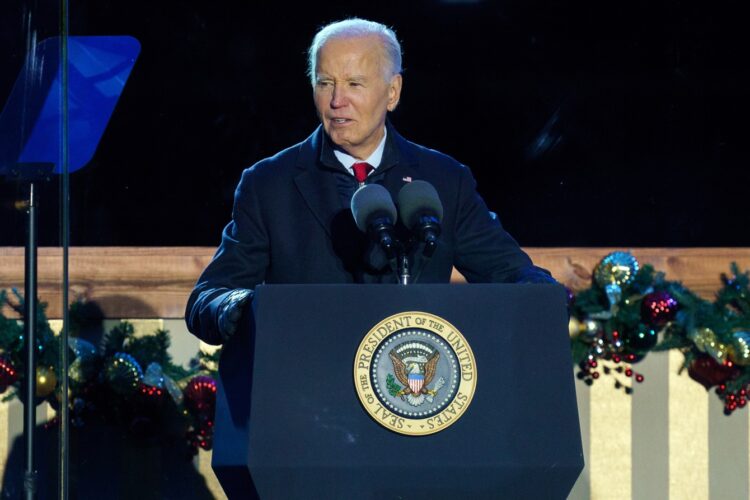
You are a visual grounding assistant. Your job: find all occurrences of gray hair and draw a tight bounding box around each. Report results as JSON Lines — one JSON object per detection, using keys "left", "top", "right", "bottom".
{"left": 307, "top": 18, "right": 402, "bottom": 86}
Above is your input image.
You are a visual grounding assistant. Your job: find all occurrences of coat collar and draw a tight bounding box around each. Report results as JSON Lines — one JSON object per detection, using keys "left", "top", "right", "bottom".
{"left": 296, "top": 122, "right": 418, "bottom": 171}
{"left": 293, "top": 122, "right": 419, "bottom": 236}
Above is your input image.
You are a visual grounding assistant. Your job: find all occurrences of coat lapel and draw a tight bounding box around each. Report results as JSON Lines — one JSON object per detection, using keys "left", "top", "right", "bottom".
{"left": 293, "top": 128, "right": 344, "bottom": 237}
{"left": 378, "top": 125, "right": 421, "bottom": 197}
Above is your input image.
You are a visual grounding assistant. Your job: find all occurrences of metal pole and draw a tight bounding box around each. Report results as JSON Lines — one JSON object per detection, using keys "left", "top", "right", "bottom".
{"left": 23, "top": 181, "right": 38, "bottom": 500}
{"left": 59, "top": 2, "right": 71, "bottom": 497}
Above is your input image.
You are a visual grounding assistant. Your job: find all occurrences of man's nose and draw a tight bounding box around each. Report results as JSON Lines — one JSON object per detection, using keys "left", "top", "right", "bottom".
{"left": 330, "top": 85, "right": 348, "bottom": 108}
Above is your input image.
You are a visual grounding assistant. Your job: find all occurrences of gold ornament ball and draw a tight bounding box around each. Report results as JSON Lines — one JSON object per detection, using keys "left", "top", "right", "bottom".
{"left": 569, "top": 318, "right": 582, "bottom": 339}
{"left": 593, "top": 251, "right": 639, "bottom": 288}
{"left": 688, "top": 327, "right": 716, "bottom": 353}
{"left": 35, "top": 366, "right": 57, "bottom": 397}
{"left": 688, "top": 327, "right": 732, "bottom": 364}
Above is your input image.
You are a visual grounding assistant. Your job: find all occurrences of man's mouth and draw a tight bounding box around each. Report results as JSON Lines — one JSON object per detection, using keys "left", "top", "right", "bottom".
{"left": 331, "top": 118, "right": 352, "bottom": 125}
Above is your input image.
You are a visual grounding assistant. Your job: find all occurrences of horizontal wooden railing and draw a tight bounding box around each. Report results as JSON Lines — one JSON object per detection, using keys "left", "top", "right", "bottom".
{"left": 2, "top": 247, "right": 749, "bottom": 319}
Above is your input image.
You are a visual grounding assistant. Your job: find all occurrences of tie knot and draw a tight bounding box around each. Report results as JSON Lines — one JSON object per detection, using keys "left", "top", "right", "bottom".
{"left": 352, "top": 162, "right": 373, "bottom": 183}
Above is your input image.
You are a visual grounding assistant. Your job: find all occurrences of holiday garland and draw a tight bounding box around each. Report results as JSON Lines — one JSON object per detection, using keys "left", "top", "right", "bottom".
{"left": 570, "top": 251, "right": 750, "bottom": 414}
{"left": 0, "top": 290, "right": 219, "bottom": 456}
{"left": 2, "top": 249, "right": 749, "bottom": 454}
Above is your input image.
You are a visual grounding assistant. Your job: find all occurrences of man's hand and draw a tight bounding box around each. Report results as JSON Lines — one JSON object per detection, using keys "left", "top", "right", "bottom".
{"left": 217, "top": 289, "right": 253, "bottom": 341}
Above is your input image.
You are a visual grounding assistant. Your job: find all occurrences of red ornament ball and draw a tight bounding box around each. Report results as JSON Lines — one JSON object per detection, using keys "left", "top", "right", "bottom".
{"left": 184, "top": 376, "right": 217, "bottom": 414}
{"left": 641, "top": 291, "right": 678, "bottom": 327}
{"left": 688, "top": 355, "right": 740, "bottom": 390}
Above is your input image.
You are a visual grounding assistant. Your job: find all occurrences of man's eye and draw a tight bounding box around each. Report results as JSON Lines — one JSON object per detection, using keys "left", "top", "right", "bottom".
{"left": 317, "top": 81, "right": 333, "bottom": 87}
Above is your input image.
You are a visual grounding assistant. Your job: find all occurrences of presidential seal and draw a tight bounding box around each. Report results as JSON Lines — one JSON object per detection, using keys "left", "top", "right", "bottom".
{"left": 354, "top": 311, "right": 477, "bottom": 436}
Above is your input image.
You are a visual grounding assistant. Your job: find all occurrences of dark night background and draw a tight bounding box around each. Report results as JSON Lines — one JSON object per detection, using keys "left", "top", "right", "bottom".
{"left": 1, "top": 0, "right": 747, "bottom": 247}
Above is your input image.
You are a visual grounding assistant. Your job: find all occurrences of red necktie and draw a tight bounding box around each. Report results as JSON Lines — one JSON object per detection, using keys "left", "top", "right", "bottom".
{"left": 352, "top": 162, "right": 373, "bottom": 184}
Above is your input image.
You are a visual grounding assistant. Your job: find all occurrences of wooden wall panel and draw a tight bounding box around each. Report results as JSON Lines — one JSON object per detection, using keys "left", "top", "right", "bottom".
{"left": 0, "top": 247, "right": 213, "bottom": 319}
{"left": 2, "top": 247, "right": 750, "bottom": 319}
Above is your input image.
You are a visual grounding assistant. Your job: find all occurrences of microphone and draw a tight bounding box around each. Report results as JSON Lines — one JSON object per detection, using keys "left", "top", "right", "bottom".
{"left": 397, "top": 180, "right": 443, "bottom": 257}
{"left": 351, "top": 184, "right": 398, "bottom": 259}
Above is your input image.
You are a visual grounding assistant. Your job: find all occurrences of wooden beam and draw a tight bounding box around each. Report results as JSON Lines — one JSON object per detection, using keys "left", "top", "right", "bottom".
{"left": 0, "top": 247, "right": 213, "bottom": 320}
{"left": 2, "top": 247, "right": 749, "bottom": 319}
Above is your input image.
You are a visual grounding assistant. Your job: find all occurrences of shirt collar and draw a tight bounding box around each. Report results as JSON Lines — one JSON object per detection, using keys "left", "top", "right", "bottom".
{"left": 332, "top": 127, "right": 388, "bottom": 174}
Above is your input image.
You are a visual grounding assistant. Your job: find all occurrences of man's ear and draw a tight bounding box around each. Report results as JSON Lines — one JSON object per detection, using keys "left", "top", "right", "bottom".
{"left": 387, "top": 74, "right": 403, "bottom": 112}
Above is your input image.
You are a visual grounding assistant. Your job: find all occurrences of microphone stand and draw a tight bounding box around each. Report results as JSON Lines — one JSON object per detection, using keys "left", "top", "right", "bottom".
{"left": 400, "top": 235, "right": 439, "bottom": 285}
{"left": 5, "top": 162, "right": 54, "bottom": 500}
{"left": 23, "top": 179, "right": 38, "bottom": 500}
{"left": 398, "top": 252, "right": 411, "bottom": 285}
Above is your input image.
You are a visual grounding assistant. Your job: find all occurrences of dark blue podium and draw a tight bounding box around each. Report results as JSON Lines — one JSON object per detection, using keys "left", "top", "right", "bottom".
{"left": 213, "top": 284, "right": 583, "bottom": 499}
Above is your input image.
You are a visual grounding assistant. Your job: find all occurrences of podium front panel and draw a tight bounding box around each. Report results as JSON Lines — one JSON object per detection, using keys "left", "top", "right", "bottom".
{"left": 213, "top": 284, "right": 583, "bottom": 499}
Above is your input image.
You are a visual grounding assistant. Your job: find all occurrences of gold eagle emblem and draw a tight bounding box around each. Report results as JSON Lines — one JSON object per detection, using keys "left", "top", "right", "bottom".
{"left": 389, "top": 349, "right": 441, "bottom": 400}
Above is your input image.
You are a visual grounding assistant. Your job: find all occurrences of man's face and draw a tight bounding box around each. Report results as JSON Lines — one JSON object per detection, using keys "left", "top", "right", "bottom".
{"left": 313, "top": 35, "right": 402, "bottom": 160}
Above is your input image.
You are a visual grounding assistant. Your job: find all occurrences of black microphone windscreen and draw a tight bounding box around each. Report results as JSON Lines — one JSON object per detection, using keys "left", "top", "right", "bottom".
{"left": 397, "top": 180, "right": 444, "bottom": 229}
{"left": 351, "top": 184, "right": 397, "bottom": 232}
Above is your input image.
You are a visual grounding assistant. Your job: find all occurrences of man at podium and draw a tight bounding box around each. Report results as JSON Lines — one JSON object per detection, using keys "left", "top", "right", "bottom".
{"left": 186, "top": 18, "right": 554, "bottom": 345}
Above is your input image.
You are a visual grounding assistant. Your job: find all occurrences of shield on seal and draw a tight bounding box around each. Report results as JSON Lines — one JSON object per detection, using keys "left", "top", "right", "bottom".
{"left": 408, "top": 373, "right": 424, "bottom": 394}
